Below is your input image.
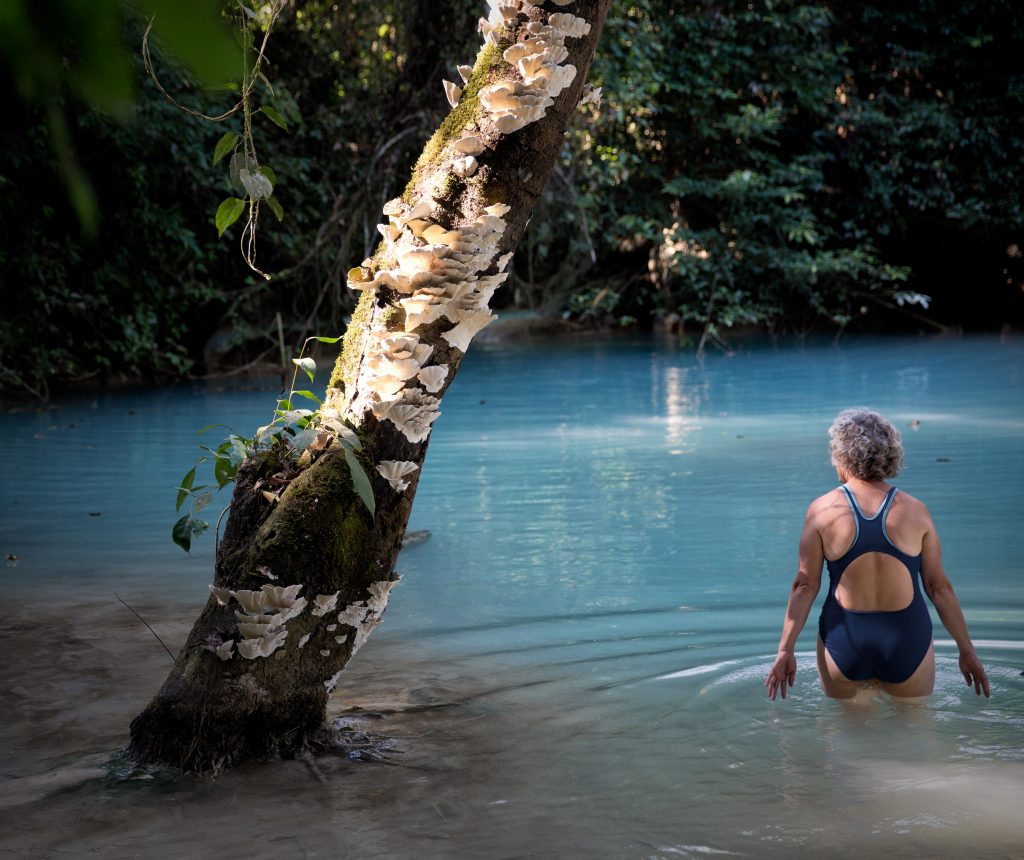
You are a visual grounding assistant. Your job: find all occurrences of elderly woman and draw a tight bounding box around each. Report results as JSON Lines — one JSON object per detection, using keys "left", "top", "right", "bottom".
{"left": 765, "top": 408, "right": 989, "bottom": 700}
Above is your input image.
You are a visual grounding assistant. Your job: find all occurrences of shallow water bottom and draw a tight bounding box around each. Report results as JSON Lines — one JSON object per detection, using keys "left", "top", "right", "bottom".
{"left": 1, "top": 600, "right": 1023, "bottom": 860}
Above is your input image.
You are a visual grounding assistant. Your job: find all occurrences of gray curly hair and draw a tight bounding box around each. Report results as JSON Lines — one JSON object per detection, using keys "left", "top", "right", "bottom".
{"left": 828, "top": 408, "right": 904, "bottom": 480}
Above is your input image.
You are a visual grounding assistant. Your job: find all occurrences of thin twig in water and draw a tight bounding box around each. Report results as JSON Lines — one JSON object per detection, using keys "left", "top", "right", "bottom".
{"left": 296, "top": 750, "right": 327, "bottom": 785}
{"left": 114, "top": 592, "right": 175, "bottom": 661}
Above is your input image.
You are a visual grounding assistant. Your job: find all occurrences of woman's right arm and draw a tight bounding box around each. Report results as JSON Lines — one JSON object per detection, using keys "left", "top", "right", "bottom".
{"left": 764, "top": 502, "right": 824, "bottom": 700}
{"left": 919, "top": 508, "right": 990, "bottom": 697}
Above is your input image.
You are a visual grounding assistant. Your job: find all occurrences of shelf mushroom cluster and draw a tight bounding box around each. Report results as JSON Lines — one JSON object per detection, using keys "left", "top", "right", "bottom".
{"left": 202, "top": 576, "right": 401, "bottom": 678}
{"left": 461, "top": 0, "right": 591, "bottom": 134}
{"left": 323, "top": 578, "right": 400, "bottom": 692}
{"left": 207, "top": 583, "right": 307, "bottom": 660}
{"left": 346, "top": 197, "right": 514, "bottom": 446}
{"left": 344, "top": 1, "right": 592, "bottom": 484}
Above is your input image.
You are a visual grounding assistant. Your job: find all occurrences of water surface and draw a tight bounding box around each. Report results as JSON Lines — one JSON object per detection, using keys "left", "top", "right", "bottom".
{"left": 1, "top": 334, "right": 1022, "bottom": 858}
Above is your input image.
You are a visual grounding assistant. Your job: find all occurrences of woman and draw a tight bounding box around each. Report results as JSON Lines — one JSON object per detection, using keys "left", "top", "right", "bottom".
{"left": 764, "top": 408, "right": 990, "bottom": 701}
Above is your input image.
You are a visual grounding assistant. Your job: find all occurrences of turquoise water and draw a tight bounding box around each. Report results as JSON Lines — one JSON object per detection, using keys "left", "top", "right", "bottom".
{"left": 1, "top": 334, "right": 1023, "bottom": 857}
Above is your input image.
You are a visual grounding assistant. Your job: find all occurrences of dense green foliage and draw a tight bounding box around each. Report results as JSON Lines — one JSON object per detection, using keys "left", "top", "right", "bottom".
{"left": 1, "top": 0, "right": 1022, "bottom": 396}
{"left": 553, "top": 0, "right": 1024, "bottom": 337}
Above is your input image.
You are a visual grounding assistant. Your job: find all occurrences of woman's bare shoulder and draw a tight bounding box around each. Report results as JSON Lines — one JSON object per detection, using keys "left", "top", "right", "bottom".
{"left": 806, "top": 488, "right": 848, "bottom": 520}
{"left": 891, "top": 488, "right": 936, "bottom": 529}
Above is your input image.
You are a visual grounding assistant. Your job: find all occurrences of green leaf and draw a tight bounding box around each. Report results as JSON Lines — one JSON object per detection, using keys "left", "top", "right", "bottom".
{"left": 193, "top": 491, "right": 214, "bottom": 513}
{"left": 260, "top": 105, "right": 288, "bottom": 130}
{"left": 199, "top": 444, "right": 230, "bottom": 461}
{"left": 228, "top": 436, "right": 250, "bottom": 462}
{"left": 334, "top": 425, "right": 362, "bottom": 451}
{"left": 292, "top": 357, "right": 316, "bottom": 382}
{"left": 172, "top": 514, "right": 194, "bottom": 553}
{"left": 258, "top": 165, "right": 277, "bottom": 185}
{"left": 314, "top": 335, "right": 342, "bottom": 343}
{"left": 257, "top": 71, "right": 275, "bottom": 97}
{"left": 289, "top": 426, "right": 318, "bottom": 451}
{"left": 278, "top": 408, "right": 314, "bottom": 425}
{"left": 228, "top": 151, "right": 249, "bottom": 189}
{"left": 214, "top": 457, "right": 238, "bottom": 488}
{"left": 239, "top": 168, "right": 272, "bottom": 201}
{"left": 292, "top": 389, "right": 322, "bottom": 405}
{"left": 176, "top": 466, "right": 197, "bottom": 511}
{"left": 212, "top": 131, "right": 239, "bottom": 166}
{"left": 266, "top": 196, "right": 284, "bottom": 222}
{"left": 215, "top": 197, "right": 246, "bottom": 237}
{"left": 255, "top": 424, "right": 280, "bottom": 442}
{"left": 344, "top": 448, "right": 375, "bottom": 518}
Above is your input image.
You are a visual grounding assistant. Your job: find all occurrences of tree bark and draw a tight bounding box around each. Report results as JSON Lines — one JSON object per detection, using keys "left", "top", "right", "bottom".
{"left": 128, "top": 0, "right": 610, "bottom": 774}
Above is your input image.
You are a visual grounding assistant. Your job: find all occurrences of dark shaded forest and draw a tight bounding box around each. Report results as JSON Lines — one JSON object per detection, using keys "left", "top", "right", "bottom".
{"left": 2, "top": 0, "right": 1022, "bottom": 398}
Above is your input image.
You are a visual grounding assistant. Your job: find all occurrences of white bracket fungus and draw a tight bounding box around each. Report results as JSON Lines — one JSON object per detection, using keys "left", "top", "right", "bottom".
{"left": 416, "top": 364, "right": 449, "bottom": 393}
{"left": 452, "top": 155, "right": 478, "bottom": 177}
{"left": 443, "top": 80, "right": 463, "bottom": 108}
{"left": 210, "top": 585, "right": 232, "bottom": 606}
{"left": 578, "top": 83, "right": 602, "bottom": 109}
{"left": 336, "top": 603, "right": 368, "bottom": 629}
{"left": 376, "top": 460, "right": 420, "bottom": 492}
{"left": 549, "top": 12, "right": 591, "bottom": 39}
{"left": 237, "top": 628, "right": 287, "bottom": 660}
{"left": 312, "top": 592, "right": 340, "bottom": 617}
{"left": 442, "top": 310, "right": 497, "bottom": 352}
{"left": 367, "top": 579, "right": 398, "bottom": 613}
{"left": 497, "top": 2, "right": 520, "bottom": 24}
{"left": 324, "top": 668, "right": 345, "bottom": 694}
{"left": 202, "top": 638, "right": 236, "bottom": 660}
{"left": 455, "top": 136, "right": 485, "bottom": 156}
{"left": 372, "top": 393, "right": 442, "bottom": 444}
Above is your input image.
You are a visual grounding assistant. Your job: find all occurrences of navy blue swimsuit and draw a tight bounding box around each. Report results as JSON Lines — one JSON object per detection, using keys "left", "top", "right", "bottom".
{"left": 818, "top": 485, "right": 932, "bottom": 684}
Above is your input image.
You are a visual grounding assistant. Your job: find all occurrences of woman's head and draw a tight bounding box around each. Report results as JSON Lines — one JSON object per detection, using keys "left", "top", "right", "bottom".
{"left": 828, "top": 408, "right": 904, "bottom": 481}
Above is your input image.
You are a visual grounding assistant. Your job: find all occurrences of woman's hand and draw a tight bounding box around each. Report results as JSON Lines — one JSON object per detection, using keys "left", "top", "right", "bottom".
{"left": 764, "top": 650, "right": 797, "bottom": 700}
{"left": 959, "top": 650, "right": 990, "bottom": 698}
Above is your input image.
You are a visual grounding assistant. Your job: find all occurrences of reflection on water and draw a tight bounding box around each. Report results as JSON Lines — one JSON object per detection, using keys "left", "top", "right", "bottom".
{"left": 0, "top": 335, "right": 1022, "bottom": 857}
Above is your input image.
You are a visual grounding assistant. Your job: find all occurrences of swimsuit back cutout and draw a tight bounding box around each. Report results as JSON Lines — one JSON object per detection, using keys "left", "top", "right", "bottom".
{"left": 818, "top": 485, "right": 933, "bottom": 684}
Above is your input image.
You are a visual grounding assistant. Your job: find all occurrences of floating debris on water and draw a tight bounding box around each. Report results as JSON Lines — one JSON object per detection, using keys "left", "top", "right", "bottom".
{"left": 402, "top": 530, "right": 432, "bottom": 548}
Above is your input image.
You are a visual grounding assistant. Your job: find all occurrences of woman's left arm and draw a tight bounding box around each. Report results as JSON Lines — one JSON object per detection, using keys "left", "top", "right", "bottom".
{"left": 920, "top": 510, "right": 990, "bottom": 698}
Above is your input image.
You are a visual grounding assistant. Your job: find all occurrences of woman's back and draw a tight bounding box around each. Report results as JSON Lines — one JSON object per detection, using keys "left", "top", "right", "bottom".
{"left": 819, "top": 484, "right": 927, "bottom": 612}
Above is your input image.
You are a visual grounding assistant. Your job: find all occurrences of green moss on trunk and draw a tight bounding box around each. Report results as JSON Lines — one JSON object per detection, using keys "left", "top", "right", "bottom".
{"left": 406, "top": 40, "right": 506, "bottom": 197}
{"left": 328, "top": 290, "right": 375, "bottom": 394}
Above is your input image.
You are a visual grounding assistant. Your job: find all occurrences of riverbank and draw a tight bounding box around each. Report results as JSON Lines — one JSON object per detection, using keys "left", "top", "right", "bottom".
{"left": 0, "top": 596, "right": 523, "bottom": 859}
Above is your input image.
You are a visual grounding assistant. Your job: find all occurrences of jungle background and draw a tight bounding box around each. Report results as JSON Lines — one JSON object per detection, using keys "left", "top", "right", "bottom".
{"left": 2, "top": 0, "right": 1022, "bottom": 399}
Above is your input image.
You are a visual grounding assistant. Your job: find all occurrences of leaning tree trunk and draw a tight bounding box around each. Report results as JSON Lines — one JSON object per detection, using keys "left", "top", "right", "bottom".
{"left": 128, "top": 0, "right": 610, "bottom": 774}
